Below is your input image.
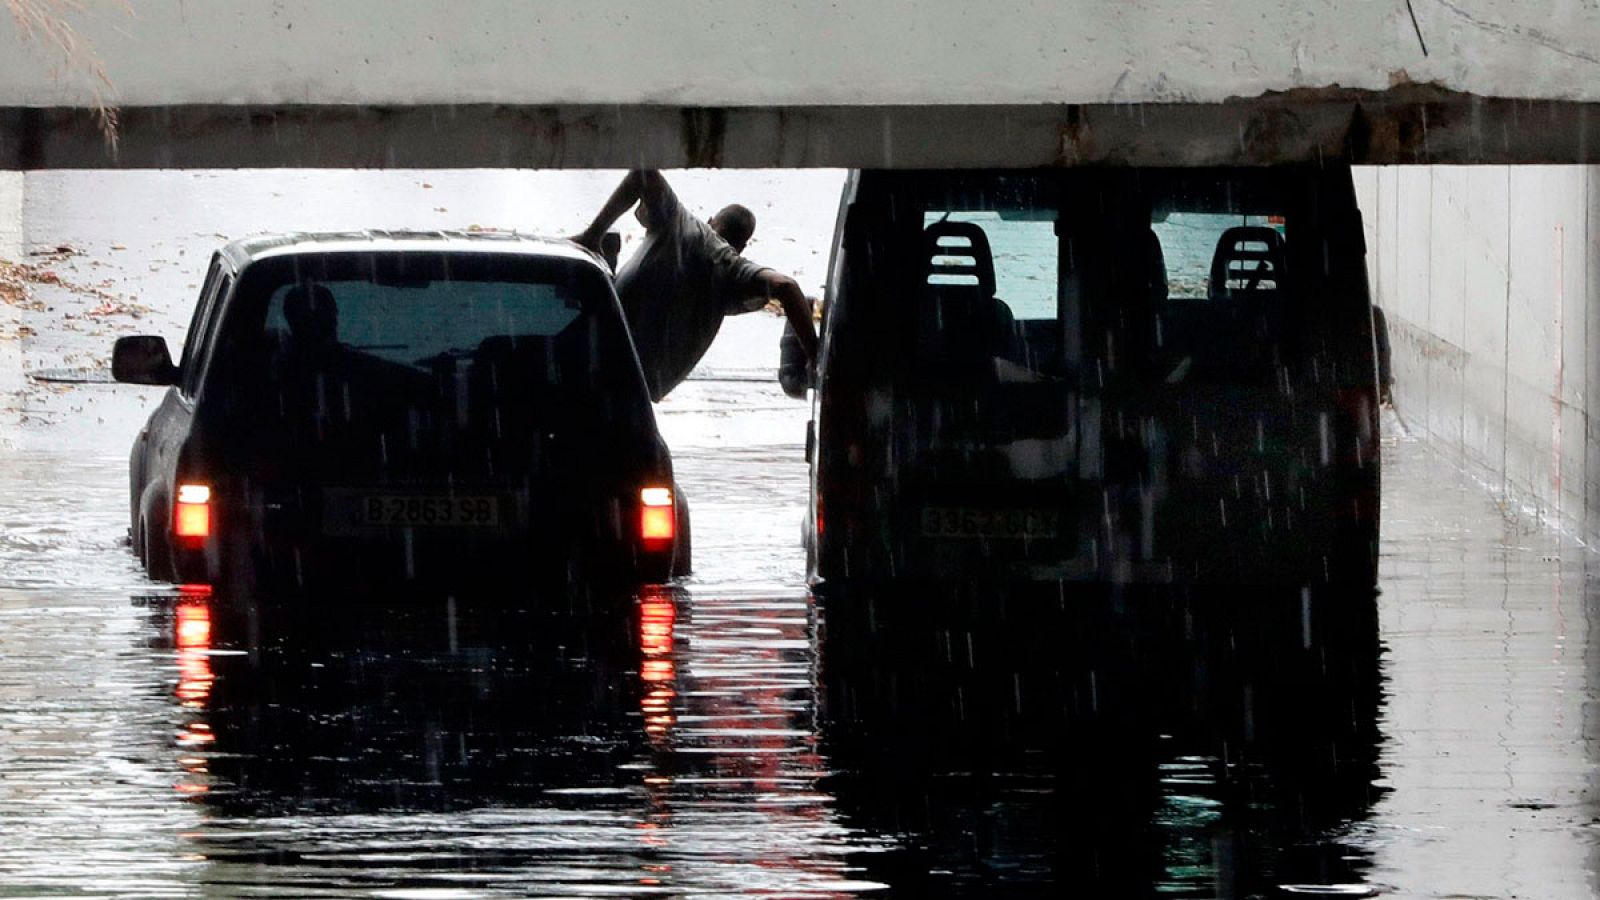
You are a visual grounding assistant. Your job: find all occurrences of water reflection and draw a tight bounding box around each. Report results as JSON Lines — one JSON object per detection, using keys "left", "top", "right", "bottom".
{"left": 161, "top": 586, "right": 867, "bottom": 896}
{"left": 639, "top": 591, "right": 677, "bottom": 743}
{"left": 815, "top": 584, "right": 1387, "bottom": 898}
{"left": 152, "top": 581, "right": 1386, "bottom": 896}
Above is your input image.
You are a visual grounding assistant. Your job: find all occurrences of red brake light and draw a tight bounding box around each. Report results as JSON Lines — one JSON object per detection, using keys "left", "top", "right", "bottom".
{"left": 640, "top": 487, "right": 675, "bottom": 542}
{"left": 174, "top": 484, "right": 211, "bottom": 541}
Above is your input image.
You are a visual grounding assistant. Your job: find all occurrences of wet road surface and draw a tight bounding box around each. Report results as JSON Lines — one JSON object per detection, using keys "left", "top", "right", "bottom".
{"left": 2, "top": 391, "right": 1598, "bottom": 897}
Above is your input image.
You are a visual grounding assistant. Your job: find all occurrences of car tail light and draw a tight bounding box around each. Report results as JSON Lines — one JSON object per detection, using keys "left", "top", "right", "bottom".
{"left": 174, "top": 483, "right": 211, "bottom": 543}
{"left": 640, "top": 486, "right": 675, "bottom": 543}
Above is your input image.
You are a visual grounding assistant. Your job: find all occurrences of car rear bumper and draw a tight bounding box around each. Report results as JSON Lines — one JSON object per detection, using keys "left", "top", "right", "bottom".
{"left": 183, "top": 480, "right": 685, "bottom": 594}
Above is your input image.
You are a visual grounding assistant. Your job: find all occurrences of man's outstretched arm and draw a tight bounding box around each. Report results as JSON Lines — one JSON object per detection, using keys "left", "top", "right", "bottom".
{"left": 572, "top": 170, "right": 674, "bottom": 251}
{"left": 754, "top": 270, "right": 819, "bottom": 364}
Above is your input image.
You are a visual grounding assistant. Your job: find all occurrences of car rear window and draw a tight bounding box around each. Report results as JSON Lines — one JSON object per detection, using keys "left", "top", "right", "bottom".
{"left": 212, "top": 250, "right": 640, "bottom": 393}
{"left": 205, "top": 249, "right": 655, "bottom": 474}
{"left": 262, "top": 278, "right": 582, "bottom": 372}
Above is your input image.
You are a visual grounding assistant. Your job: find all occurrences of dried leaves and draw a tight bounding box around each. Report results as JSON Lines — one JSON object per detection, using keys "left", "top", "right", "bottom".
{"left": 0, "top": 258, "right": 52, "bottom": 312}
{"left": 1, "top": 247, "right": 149, "bottom": 331}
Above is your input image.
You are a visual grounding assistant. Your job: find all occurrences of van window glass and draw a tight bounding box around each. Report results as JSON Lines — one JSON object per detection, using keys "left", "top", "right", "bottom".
{"left": 921, "top": 210, "right": 1058, "bottom": 320}
{"left": 1152, "top": 212, "right": 1283, "bottom": 300}
{"left": 853, "top": 170, "right": 1335, "bottom": 394}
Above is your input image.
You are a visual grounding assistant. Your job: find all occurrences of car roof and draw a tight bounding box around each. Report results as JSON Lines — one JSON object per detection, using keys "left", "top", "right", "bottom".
{"left": 219, "top": 230, "right": 606, "bottom": 272}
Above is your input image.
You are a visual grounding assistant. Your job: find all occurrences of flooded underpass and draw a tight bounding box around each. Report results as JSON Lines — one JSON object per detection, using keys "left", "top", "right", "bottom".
{"left": 1, "top": 171, "right": 1597, "bottom": 897}
{"left": 1, "top": 396, "right": 1597, "bottom": 897}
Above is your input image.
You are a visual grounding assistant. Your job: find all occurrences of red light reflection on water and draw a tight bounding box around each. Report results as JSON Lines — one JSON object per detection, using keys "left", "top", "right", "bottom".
{"left": 174, "top": 595, "right": 213, "bottom": 707}
{"left": 639, "top": 591, "right": 678, "bottom": 740}
{"left": 173, "top": 589, "right": 215, "bottom": 796}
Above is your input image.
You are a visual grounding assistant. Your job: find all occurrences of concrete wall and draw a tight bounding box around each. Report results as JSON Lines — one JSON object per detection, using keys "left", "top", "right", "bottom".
{"left": 1357, "top": 166, "right": 1600, "bottom": 544}
{"left": 3, "top": 2, "right": 1599, "bottom": 108}
{"left": 0, "top": 171, "right": 19, "bottom": 260}
{"left": 0, "top": 171, "right": 20, "bottom": 441}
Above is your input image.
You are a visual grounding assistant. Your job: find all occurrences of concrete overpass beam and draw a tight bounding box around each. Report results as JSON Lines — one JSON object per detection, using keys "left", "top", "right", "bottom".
{"left": 7, "top": 92, "right": 1600, "bottom": 171}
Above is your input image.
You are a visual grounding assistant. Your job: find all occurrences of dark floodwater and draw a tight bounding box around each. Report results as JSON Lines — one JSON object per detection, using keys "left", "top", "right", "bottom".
{"left": 1, "top": 405, "right": 1597, "bottom": 898}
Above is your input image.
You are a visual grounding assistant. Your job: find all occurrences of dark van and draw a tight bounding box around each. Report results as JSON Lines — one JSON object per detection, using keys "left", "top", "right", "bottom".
{"left": 804, "top": 167, "right": 1379, "bottom": 588}
{"left": 115, "top": 232, "right": 689, "bottom": 596}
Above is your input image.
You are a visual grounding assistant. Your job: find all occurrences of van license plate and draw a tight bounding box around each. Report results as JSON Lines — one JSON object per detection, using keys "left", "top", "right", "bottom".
{"left": 921, "top": 508, "right": 1060, "bottom": 539}
{"left": 326, "top": 492, "right": 501, "bottom": 532}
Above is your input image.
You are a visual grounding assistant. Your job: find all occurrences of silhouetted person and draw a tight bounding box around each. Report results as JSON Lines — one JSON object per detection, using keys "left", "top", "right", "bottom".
{"left": 572, "top": 170, "right": 818, "bottom": 401}
{"left": 282, "top": 283, "right": 340, "bottom": 355}
{"left": 273, "top": 284, "right": 343, "bottom": 434}
{"left": 1371, "top": 304, "right": 1394, "bottom": 405}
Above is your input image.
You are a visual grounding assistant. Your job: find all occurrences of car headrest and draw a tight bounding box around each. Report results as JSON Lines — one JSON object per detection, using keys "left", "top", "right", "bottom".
{"left": 474, "top": 334, "right": 551, "bottom": 374}
{"left": 283, "top": 283, "right": 339, "bottom": 342}
{"left": 1209, "top": 226, "right": 1286, "bottom": 300}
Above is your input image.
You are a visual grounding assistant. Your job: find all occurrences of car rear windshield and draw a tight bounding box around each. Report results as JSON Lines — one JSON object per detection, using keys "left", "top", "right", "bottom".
{"left": 204, "top": 250, "right": 653, "bottom": 439}
{"left": 212, "top": 250, "right": 639, "bottom": 389}
{"left": 261, "top": 275, "right": 584, "bottom": 372}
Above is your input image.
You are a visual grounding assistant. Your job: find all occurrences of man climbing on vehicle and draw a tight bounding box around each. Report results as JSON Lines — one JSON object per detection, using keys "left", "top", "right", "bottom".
{"left": 571, "top": 169, "right": 818, "bottom": 401}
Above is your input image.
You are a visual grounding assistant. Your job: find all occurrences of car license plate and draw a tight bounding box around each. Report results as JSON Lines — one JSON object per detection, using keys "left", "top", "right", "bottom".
{"left": 325, "top": 490, "right": 501, "bottom": 533}
{"left": 921, "top": 507, "right": 1061, "bottom": 539}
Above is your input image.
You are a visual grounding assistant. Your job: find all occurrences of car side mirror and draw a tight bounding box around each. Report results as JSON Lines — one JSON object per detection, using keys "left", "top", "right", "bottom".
{"left": 112, "top": 335, "right": 179, "bottom": 386}
{"left": 778, "top": 320, "right": 810, "bottom": 399}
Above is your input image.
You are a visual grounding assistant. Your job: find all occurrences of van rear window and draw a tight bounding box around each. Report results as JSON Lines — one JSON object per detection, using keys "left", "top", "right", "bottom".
{"left": 1154, "top": 212, "right": 1284, "bottom": 300}
{"left": 922, "top": 211, "right": 1058, "bottom": 321}
{"left": 853, "top": 170, "right": 1337, "bottom": 388}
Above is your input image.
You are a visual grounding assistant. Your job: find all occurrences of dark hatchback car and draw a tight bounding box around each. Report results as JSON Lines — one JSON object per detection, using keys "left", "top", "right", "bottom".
{"left": 114, "top": 231, "right": 689, "bottom": 595}
{"left": 802, "top": 166, "right": 1380, "bottom": 589}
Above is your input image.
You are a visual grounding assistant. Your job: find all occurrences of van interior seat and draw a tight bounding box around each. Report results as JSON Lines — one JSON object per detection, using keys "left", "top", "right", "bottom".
{"left": 1187, "top": 225, "right": 1294, "bottom": 383}
{"left": 1208, "top": 226, "right": 1287, "bottom": 301}
{"left": 912, "top": 220, "right": 1020, "bottom": 379}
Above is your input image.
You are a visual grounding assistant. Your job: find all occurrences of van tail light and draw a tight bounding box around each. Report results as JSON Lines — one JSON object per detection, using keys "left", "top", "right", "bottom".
{"left": 640, "top": 486, "right": 675, "bottom": 543}
{"left": 174, "top": 483, "right": 212, "bottom": 544}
